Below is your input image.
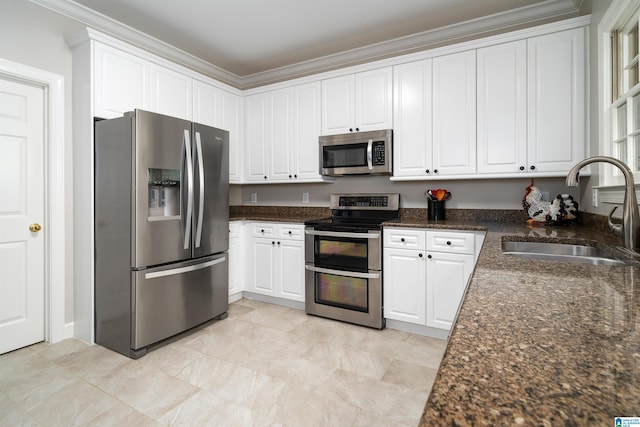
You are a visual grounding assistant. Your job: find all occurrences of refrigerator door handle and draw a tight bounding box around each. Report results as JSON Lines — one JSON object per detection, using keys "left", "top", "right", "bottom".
{"left": 194, "top": 131, "right": 205, "bottom": 248}
{"left": 183, "top": 129, "right": 194, "bottom": 250}
{"left": 144, "top": 256, "right": 226, "bottom": 279}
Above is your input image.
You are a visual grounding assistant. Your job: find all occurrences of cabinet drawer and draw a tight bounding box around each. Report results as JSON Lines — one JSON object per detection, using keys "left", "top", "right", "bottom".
{"left": 278, "top": 224, "right": 304, "bottom": 240}
{"left": 426, "top": 230, "right": 475, "bottom": 254}
{"left": 383, "top": 228, "right": 426, "bottom": 249}
{"left": 251, "top": 222, "right": 277, "bottom": 238}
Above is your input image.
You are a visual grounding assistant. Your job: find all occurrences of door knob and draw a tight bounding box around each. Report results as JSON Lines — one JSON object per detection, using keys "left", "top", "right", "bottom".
{"left": 29, "top": 223, "right": 42, "bottom": 232}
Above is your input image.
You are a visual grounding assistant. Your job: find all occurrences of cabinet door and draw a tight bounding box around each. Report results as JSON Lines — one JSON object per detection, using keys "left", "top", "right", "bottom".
{"left": 321, "top": 75, "right": 355, "bottom": 135}
{"left": 192, "top": 79, "right": 218, "bottom": 127}
{"left": 149, "top": 64, "right": 192, "bottom": 120}
{"left": 527, "top": 28, "right": 586, "bottom": 173}
{"left": 355, "top": 67, "right": 393, "bottom": 132}
{"left": 383, "top": 248, "right": 426, "bottom": 325}
{"left": 249, "top": 237, "right": 276, "bottom": 296}
{"left": 277, "top": 239, "right": 305, "bottom": 301}
{"left": 477, "top": 41, "right": 527, "bottom": 174}
{"left": 433, "top": 50, "right": 476, "bottom": 176}
{"left": 228, "top": 223, "right": 243, "bottom": 297}
{"left": 426, "top": 251, "right": 473, "bottom": 330}
{"left": 244, "top": 93, "right": 269, "bottom": 181}
{"left": 393, "top": 60, "right": 433, "bottom": 177}
{"left": 293, "top": 82, "right": 322, "bottom": 180}
{"left": 94, "top": 43, "right": 149, "bottom": 119}
{"left": 269, "top": 88, "right": 294, "bottom": 181}
{"left": 218, "top": 90, "right": 242, "bottom": 183}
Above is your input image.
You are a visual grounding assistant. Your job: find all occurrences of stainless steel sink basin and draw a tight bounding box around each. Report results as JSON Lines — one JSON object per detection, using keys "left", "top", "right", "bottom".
{"left": 501, "top": 241, "right": 626, "bottom": 266}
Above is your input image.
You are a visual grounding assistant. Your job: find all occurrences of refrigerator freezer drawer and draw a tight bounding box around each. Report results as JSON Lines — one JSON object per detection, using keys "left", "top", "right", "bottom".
{"left": 132, "top": 253, "right": 228, "bottom": 350}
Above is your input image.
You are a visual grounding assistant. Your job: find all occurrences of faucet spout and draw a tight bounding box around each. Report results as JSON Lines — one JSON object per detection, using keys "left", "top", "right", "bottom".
{"left": 566, "top": 156, "right": 640, "bottom": 254}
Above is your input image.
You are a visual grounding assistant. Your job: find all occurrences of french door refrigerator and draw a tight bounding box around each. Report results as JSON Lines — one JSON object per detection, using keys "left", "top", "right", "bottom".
{"left": 95, "top": 109, "right": 229, "bottom": 358}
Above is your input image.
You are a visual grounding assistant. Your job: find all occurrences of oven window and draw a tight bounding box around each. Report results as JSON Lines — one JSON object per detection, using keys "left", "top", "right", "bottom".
{"left": 315, "top": 236, "right": 368, "bottom": 271}
{"left": 323, "top": 143, "right": 367, "bottom": 168}
{"left": 316, "top": 272, "right": 368, "bottom": 312}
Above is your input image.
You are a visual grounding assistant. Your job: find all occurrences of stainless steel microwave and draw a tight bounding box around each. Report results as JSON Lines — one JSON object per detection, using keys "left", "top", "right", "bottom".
{"left": 319, "top": 129, "right": 393, "bottom": 176}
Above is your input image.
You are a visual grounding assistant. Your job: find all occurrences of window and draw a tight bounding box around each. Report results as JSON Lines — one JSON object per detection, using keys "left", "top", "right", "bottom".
{"left": 606, "top": 2, "right": 640, "bottom": 186}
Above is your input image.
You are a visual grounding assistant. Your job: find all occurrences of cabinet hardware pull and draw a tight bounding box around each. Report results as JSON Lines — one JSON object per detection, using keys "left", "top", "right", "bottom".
{"left": 425, "top": 169, "right": 430, "bottom": 173}
{"left": 519, "top": 166, "right": 525, "bottom": 171}
{"left": 427, "top": 254, "right": 432, "bottom": 259}
{"left": 400, "top": 238, "right": 405, "bottom": 242}
{"left": 418, "top": 253, "right": 423, "bottom": 258}
{"left": 530, "top": 165, "right": 536, "bottom": 170}
{"left": 446, "top": 241, "right": 452, "bottom": 245}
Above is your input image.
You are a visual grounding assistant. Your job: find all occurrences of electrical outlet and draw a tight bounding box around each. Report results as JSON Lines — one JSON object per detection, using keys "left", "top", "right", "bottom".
{"left": 592, "top": 189, "right": 598, "bottom": 207}
{"left": 250, "top": 192, "right": 257, "bottom": 203}
{"left": 302, "top": 192, "right": 309, "bottom": 203}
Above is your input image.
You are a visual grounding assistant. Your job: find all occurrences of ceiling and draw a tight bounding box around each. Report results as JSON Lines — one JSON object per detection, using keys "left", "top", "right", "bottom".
{"left": 35, "top": 0, "right": 583, "bottom": 88}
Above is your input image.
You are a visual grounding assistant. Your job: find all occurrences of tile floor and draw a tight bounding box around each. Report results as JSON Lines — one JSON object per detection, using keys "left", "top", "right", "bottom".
{"left": 0, "top": 298, "right": 447, "bottom": 426}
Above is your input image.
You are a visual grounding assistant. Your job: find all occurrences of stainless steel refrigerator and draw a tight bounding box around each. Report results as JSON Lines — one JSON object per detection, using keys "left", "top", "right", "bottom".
{"left": 95, "top": 109, "right": 229, "bottom": 358}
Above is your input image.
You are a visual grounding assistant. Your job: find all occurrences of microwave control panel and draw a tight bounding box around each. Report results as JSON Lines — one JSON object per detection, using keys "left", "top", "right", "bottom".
{"left": 372, "top": 141, "right": 386, "bottom": 165}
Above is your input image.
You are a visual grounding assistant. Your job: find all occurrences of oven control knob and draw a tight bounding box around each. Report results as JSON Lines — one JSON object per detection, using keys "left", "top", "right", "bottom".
{"left": 427, "top": 254, "right": 432, "bottom": 259}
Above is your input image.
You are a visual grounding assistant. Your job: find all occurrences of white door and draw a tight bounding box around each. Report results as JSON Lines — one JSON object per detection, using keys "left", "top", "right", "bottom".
{"left": 0, "top": 77, "right": 45, "bottom": 354}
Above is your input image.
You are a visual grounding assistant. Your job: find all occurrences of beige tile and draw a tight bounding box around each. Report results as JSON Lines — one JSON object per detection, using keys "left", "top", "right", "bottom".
{"left": 141, "top": 342, "right": 206, "bottom": 377}
{"left": 27, "top": 379, "right": 119, "bottom": 425}
{"left": 184, "top": 330, "right": 254, "bottom": 363}
{"left": 0, "top": 391, "right": 42, "bottom": 426}
{"left": 160, "top": 390, "right": 282, "bottom": 427}
{"left": 92, "top": 362, "right": 199, "bottom": 420}
{"left": 4, "top": 363, "right": 78, "bottom": 412}
{"left": 82, "top": 402, "right": 161, "bottom": 427}
{"left": 29, "top": 338, "right": 91, "bottom": 361}
{"left": 294, "top": 389, "right": 362, "bottom": 427}
{"left": 302, "top": 341, "right": 392, "bottom": 380}
{"left": 381, "top": 359, "right": 439, "bottom": 392}
{"left": 267, "top": 356, "right": 336, "bottom": 385}
{"left": 55, "top": 344, "right": 132, "bottom": 384}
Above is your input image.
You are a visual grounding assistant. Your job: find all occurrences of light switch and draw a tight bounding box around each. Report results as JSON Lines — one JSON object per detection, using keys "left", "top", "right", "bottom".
{"left": 250, "top": 192, "right": 257, "bottom": 203}
{"left": 302, "top": 192, "right": 309, "bottom": 203}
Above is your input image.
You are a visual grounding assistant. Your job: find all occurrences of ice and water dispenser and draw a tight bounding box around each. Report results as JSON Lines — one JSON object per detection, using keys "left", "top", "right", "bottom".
{"left": 148, "top": 168, "right": 180, "bottom": 220}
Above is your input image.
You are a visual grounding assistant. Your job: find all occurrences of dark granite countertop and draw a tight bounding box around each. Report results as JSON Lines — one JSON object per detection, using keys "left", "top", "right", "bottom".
{"left": 231, "top": 206, "right": 640, "bottom": 423}
{"left": 412, "top": 219, "right": 640, "bottom": 425}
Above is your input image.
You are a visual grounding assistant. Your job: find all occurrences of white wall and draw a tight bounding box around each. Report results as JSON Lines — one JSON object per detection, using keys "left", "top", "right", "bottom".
{"left": 0, "top": 0, "right": 83, "bottom": 323}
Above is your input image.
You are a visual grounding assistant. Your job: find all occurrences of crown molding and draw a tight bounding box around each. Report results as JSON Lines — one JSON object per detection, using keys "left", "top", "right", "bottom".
{"left": 31, "top": 0, "right": 581, "bottom": 90}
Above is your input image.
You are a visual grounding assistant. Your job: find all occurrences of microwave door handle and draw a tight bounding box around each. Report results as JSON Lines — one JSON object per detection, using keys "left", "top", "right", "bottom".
{"left": 183, "top": 129, "right": 193, "bottom": 250}
{"left": 194, "top": 131, "right": 205, "bottom": 248}
{"left": 367, "top": 139, "right": 373, "bottom": 170}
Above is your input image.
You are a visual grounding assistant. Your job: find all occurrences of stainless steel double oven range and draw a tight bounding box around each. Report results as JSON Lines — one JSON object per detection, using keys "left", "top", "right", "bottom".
{"left": 304, "top": 193, "right": 400, "bottom": 329}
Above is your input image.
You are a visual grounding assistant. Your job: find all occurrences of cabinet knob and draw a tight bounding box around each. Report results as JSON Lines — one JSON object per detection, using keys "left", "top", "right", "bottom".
{"left": 418, "top": 253, "right": 423, "bottom": 258}
{"left": 446, "top": 241, "right": 452, "bottom": 246}
{"left": 349, "top": 128, "right": 354, "bottom": 132}
{"left": 294, "top": 174, "right": 297, "bottom": 178}
{"left": 519, "top": 166, "right": 525, "bottom": 171}
{"left": 427, "top": 254, "right": 432, "bottom": 259}
{"left": 277, "top": 241, "right": 280, "bottom": 245}
{"left": 261, "top": 229, "right": 264, "bottom": 233}
{"left": 288, "top": 231, "right": 292, "bottom": 235}
{"left": 289, "top": 174, "right": 292, "bottom": 178}
{"left": 400, "top": 237, "right": 405, "bottom": 242}
{"left": 264, "top": 175, "right": 267, "bottom": 179}
{"left": 425, "top": 169, "right": 430, "bottom": 174}
{"left": 434, "top": 169, "right": 439, "bottom": 174}
{"left": 355, "top": 127, "right": 359, "bottom": 132}
{"left": 530, "top": 165, "right": 536, "bottom": 170}
{"left": 272, "top": 241, "right": 275, "bottom": 245}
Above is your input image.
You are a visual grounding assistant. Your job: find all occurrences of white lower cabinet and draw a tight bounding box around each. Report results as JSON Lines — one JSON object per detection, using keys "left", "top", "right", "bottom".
{"left": 247, "top": 222, "right": 305, "bottom": 302}
{"left": 228, "top": 222, "right": 244, "bottom": 301}
{"left": 383, "top": 227, "right": 482, "bottom": 333}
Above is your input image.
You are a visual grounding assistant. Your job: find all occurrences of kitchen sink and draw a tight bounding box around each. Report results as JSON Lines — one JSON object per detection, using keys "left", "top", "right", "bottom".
{"left": 501, "top": 240, "right": 626, "bottom": 266}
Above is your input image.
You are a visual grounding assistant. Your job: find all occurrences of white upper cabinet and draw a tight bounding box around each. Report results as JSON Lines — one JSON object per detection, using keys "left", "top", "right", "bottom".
{"left": 94, "top": 43, "right": 149, "bottom": 119}
{"left": 244, "top": 82, "right": 324, "bottom": 183}
{"left": 321, "top": 67, "right": 393, "bottom": 135}
{"left": 149, "top": 63, "right": 193, "bottom": 121}
{"left": 393, "top": 59, "right": 433, "bottom": 177}
{"left": 193, "top": 80, "right": 243, "bottom": 182}
{"left": 527, "top": 27, "right": 586, "bottom": 173}
{"left": 244, "top": 92, "right": 269, "bottom": 182}
{"left": 292, "top": 82, "right": 322, "bottom": 180}
{"left": 476, "top": 40, "right": 527, "bottom": 174}
{"left": 432, "top": 50, "right": 477, "bottom": 176}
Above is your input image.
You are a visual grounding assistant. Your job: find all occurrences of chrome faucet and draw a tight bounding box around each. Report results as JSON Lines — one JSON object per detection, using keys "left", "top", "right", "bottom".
{"left": 566, "top": 156, "right": 640, "bottom": 255}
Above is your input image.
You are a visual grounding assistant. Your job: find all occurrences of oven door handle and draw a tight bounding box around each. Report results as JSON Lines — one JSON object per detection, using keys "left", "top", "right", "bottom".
{"left": 305, "top": 265, "right": 380, "bottom": 279}
{"left": 305, "top": 230, "right": 380, "bottom": 239}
